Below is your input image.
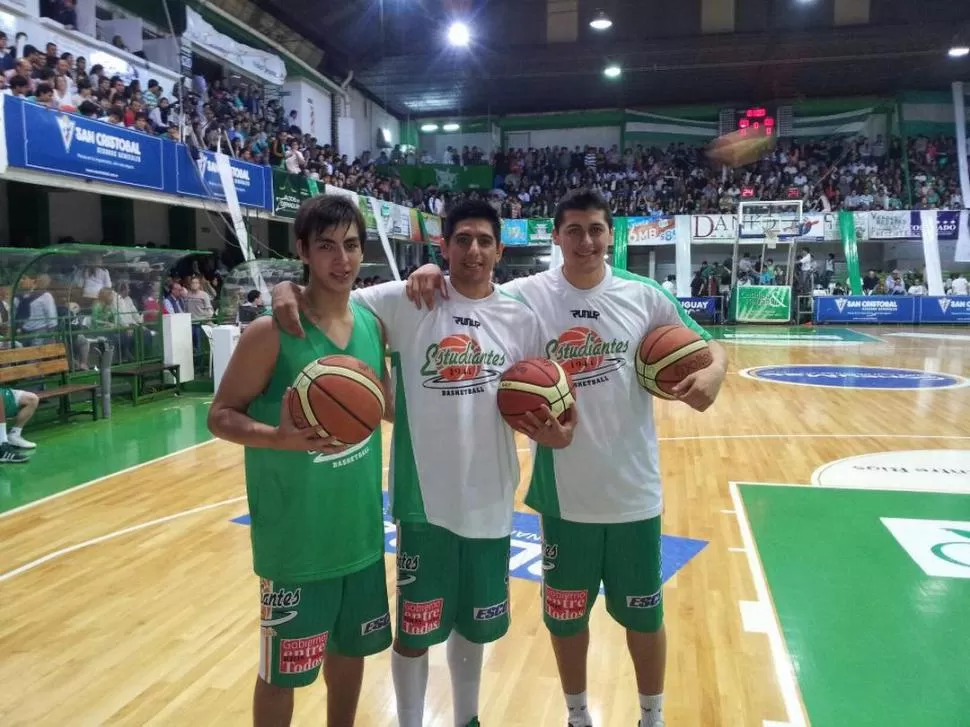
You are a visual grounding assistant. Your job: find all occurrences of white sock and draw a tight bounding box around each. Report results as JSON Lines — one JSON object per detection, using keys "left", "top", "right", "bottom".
{"left": 0, "top": 423, "right": 6, "bottom": 444}
{"left": 446, "top": 631, "right": 483, "bottom": 726}
{"left": 639, "top": 693, "right": 664, "bottom": 726}
{"left": 565, "top": 691, "right": 592, "bottom": 727}
{"left": 391, "top": 649, "right": 429, "bottom": 727}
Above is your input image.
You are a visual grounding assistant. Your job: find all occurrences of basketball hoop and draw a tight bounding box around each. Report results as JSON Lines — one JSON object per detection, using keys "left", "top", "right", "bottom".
{"left": 765, "top": 229, "right": 780, "bottom": 249}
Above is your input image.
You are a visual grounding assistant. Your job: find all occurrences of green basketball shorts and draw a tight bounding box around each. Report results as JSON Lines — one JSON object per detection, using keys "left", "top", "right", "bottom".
{"left": 257, "top": 557, "right": 391, "bottom": 688}
{"left": 540, "top": 515, "right": 664, "bottom": 636}
{"left": 2, "top": 388, "right": 20, "bottom": 419}
{"left": 395, "top": 521, "right": 511, "bottom": 650}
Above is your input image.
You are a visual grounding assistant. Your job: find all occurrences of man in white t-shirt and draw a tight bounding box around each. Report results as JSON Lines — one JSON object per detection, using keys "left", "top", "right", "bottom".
{"left": 951, "top": 273, "right": 969, "bottom": 296}
{"left": 406, "top": 190, "right": 728, "bottom": 727}
{"left": 271, "top": 200, "right": 577, "bottom": 727}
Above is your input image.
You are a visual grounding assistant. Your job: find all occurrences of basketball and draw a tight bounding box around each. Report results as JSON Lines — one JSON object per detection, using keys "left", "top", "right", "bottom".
{"left": 636, "top": 325, "right": 713, "bottom": 399}
{"left": 289, "top": 354, "right": 385, "bottom": 444}
{"left": 706, "top": 127, "right": 776, "bottom": 168}
{"left": 497, "top": 358, "right": 576, "bottom": 429}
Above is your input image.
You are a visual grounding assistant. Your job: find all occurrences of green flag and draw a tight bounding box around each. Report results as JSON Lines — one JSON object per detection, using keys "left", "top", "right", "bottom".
{"left": 612, "top": 217, "right": 628, "bottom": 270}
{"left": 839, "top": 210, "right": 863, "bottom": 295}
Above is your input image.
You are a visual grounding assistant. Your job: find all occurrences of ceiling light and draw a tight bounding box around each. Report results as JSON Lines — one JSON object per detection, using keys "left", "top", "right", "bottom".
{"left": 949, "top": 46, "right": 970, "bottom": 58}
{"left": 589, "top": 11, "right": 613, "bottom": 30}
{"left": 603, "top": 64, "right": 621, "bottom": 78}
{"left": 442, "top": 123, "right": 460, "bottom": 132}
{"left": 447, "top": 21, "right": 470, "bottom": 47}
{"left": 420, "top": 123, "right": 439, "bottom": 132}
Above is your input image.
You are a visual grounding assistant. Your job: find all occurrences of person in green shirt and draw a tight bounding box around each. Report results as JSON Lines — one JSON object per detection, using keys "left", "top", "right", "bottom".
{"left": 208, "top": 195, "right": 392, "bottom": 727}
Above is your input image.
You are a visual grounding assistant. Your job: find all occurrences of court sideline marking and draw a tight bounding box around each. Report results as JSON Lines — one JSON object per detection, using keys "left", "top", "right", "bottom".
{"left": 0, "top": 495, "right": 246, "bottom": 583}
{"left": 729, "top": 481, "right": 809, "bottom": 727}
{"left": 0, "top": 439, "right": 218, "bottom": 521}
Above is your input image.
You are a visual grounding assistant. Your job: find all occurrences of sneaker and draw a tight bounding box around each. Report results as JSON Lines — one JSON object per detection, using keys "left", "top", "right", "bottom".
{"left": 7, "top": 433, "right": 36, "bottom": 449}
{"left": 0, "top": 444, "right": 29, "bottom": 463}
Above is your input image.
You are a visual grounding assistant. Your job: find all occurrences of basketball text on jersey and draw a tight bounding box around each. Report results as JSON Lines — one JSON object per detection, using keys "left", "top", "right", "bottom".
{"left": 419, "top": 333, "right": 507, "bottom": 395}
{"left": 544, "top": 325, "right": 629, "bottom": 387}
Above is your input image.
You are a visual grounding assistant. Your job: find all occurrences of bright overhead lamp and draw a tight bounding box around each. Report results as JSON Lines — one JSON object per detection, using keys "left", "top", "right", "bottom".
{"left": 420, "top": 123, "right": 439, "bottom": 132}
{"left": 447, "top": 21, "right": 470, "bottom": 47}
{"left": 603, "top": 64, "right": 621, "bottom": 78}
{"left": 948, "top": 46, "right": 970, "bottom": 58}
{"left": 442, "top": 123, "right": 461, "bottom": 132}
{"left": 589, "top": 11, "right": 613, "bottom": 30}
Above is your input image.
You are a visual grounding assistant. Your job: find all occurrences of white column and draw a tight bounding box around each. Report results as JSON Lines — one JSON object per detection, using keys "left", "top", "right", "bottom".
{"left": 920, "top": 210, "right": 944, "bottom": 296}
{"left": 674, "top": 215, "right": 692, "bottom": 297}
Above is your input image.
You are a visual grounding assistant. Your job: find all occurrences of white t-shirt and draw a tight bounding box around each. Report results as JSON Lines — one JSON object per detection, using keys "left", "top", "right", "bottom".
{"left": 952, "top": 276, "right": 969, "bottom": 296}
{"left": 353, "top": 281, "right": 542, "bottom": 538}
{"left": 502, "top": 266, "right": 712, "bottom": 524}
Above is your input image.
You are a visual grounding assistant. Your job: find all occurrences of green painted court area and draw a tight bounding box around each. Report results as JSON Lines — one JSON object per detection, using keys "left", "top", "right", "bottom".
{"left": 0, "top": 397, "right": 213, "bottom": 514}
{"left": 739, "top": 484, "right": 970, "bottom": 727}
{"left": 708, "top": 326, "right": 881, "bottom": 345}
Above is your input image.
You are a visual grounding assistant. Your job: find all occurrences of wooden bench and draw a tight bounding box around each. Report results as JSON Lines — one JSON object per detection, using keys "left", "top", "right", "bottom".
{"left": 113, "top": 362, "right": 181, "bottom": 405}
{"left": 0, "top": 343, "right": 98, "bottom": 421}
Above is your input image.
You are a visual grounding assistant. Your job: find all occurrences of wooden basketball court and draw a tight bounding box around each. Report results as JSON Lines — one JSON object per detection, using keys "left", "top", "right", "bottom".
{"left": 1, "top": 326, "right": 968, "bottom": 726}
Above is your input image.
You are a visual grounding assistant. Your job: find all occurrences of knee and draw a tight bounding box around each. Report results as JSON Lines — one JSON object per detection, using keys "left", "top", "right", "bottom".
{"left": 23, "top": 392, "right": 39, "bottom": 410}
{"left": 393, "top": 639, "right": 427, "bottom": 658}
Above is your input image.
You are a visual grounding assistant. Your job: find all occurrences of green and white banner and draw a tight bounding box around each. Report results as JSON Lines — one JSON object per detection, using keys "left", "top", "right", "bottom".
{"left": 729, "top": 286, "right": 791, "bottom": 323}
{"left": 612, "top": 217, "right": 628, "bottom": 270}
{"left": 839, "top": 210, "right": 863, "bottom": 295}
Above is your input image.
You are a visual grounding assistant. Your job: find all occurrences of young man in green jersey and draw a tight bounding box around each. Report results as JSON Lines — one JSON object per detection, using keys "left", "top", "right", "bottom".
{"left": 270, "top": 200, "right": 576, "bottom": 727}
{"left": 405, "top": 190, "right": 729, "bottom": 727}
{"left": 208, "top": 195, "right": 392, "bottom": 727}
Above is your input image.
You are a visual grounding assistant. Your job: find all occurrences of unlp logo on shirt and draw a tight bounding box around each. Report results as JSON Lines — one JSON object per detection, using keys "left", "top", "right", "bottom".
{"left": 420, "top": 333, "right": 506, "bottom": 396}
{"left": 882, "top": 518, "right": 970, "bottom": 579}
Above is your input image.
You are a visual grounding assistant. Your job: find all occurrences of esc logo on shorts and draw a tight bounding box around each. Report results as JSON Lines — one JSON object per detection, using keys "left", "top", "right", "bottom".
{"left": 882, "top": 518, "right": 970, "bottom": 579}
{"left": 473, "top": 600, "right": 509, "bottom": 621}
{"left": 626, "top": 590, "right": 662, "bottom": 609}
{"left": 360, "top": 612, "right": 391, "bottom": 636}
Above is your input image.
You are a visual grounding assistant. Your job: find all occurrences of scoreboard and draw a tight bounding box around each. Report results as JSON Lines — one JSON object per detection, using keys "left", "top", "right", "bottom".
{"left": 718, "top": 105, "right": 792, "bottom": 138}
{"left": 736, "top": 107, "right": 775, "bottom": 136}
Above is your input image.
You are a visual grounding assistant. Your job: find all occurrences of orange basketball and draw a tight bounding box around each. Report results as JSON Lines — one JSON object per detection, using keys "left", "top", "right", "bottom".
{"left": 497, "top": 358, "right": 576, "bottom": 430}
{"left": 706, "top": 128, "right": 776, "bottom": 168}
{"left": 289, "top": 354, "right": 385, "bottom": 444}
{"left": 635, "top": 325, "right": 713, "bottom": 399}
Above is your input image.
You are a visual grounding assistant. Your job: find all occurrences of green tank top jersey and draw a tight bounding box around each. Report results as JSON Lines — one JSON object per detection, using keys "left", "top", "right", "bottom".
{"left": 244, "top": 302, "right": 386, "bottom": 583}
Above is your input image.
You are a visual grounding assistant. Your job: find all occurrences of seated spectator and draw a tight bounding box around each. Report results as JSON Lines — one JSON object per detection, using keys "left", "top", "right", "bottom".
{"left": 236, "top": 289, "right": 263, "bottom": 327}
{"left": 1, "top": 386, "right": 38, "bottom": 453}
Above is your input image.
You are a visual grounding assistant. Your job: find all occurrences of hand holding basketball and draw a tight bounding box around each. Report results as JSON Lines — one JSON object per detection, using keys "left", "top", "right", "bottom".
{"left": 276, "top": 388, "right": 345, "bottom": 452}
{"left": 670, "top": 367, "right": 723, "bottom": 412}
{"left": 515, "top": 404, "right": 578, "bottom": 449}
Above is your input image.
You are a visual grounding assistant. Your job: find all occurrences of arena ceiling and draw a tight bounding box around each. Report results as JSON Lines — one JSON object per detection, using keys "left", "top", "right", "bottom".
{"left": 256, "top": 0, "right": 970, "bottom": 117}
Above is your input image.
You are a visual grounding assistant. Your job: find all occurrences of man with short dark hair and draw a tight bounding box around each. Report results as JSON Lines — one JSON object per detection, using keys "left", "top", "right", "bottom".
{"left": 406, "top": 189, "right": 728, "bottom": 727}
{"left": 209, "top": 195, "right": 392, "bottom": 726}
{"left": 272, "top": 199, "right": 576, "bottom": 727}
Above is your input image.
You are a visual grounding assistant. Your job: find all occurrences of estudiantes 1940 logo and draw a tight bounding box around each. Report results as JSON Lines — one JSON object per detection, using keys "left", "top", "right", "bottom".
{"left": 420, "top": 334, "right": 505, "bottom": 395}
{"left": 740, "top": 364, "right": 969, "bottom": 391}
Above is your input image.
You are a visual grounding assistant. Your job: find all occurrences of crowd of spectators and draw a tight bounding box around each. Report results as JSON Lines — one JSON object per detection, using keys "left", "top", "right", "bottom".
{"left": 0, "top": 28, "right": 965, "bottom": 219}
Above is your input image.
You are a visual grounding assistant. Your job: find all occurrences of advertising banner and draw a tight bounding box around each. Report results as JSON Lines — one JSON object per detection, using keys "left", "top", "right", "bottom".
{"left": 691, "top": 213, "right": 737, "bottom": 242}
{"left": 729, "top": 286, "right": 792, "bottom": 322}
{"left": 678, "top": 297, "right": 720, "bottom": 322}
{"left": 813, "top": 296, "right": 916, "bottom": 324}
{"left": 421, "top": 213, "right": 443, "bottom": 244}
{"left": 388, "top": 164, "right": 494, "bottom": 191}
{"left": 868, "top": 211, "right": 912, "bottom": 239}
{"left": 175, "top": 148, "right": 270, "bottom": 210}
{"left": 917, "top": 296, "right": 970, "bottom": 323}
{"left": 272, "top": 169, "right": 314, "bottom": 219}
{"left": 527, "top": 218, "right": 554, "bottom": 243}
{"left": 627, "top": 215, "right": 677, "bottom": 245}
{"left": 19, "top": 100, "right": 165, "bottom": 190}
{"left": 501, "top": 219, "right": 529, "bottom": 246}
{"left": 910, "top": 210, "right": 961, "bottom": 241}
